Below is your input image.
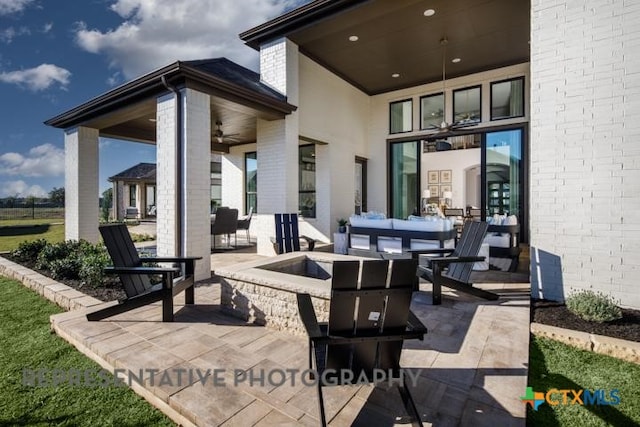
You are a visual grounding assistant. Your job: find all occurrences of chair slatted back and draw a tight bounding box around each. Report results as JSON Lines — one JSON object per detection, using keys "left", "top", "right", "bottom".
{"left": 446, "top": 221, "right": 488, "bottom": 284}
{"left": 99, "top": 224, "right": 152, "bottom": 298}
{"left": 274, "top": 213, "right": 301, "bottom": 254}
{"left": 326, "top": 259, "right": 417, "bottom": 376}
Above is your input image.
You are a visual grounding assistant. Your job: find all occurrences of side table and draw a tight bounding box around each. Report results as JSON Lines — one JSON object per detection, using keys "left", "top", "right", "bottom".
{"left": 333, "top": 232, "right": 348, "bottom": 254}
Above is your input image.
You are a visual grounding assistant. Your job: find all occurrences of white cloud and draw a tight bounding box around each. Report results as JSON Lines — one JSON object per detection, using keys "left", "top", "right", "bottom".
{"left": 0, "top": 26, "right": 30, "bottom": 43}
{"left": 0, "top": 180, "right": 47, "bottom": 198}
{"left": 0, "top": 0, "right": 35, "bottom": 16}
{"left": 0, "top": 143, "right": 65, "bottom": 177}
{"left": 0, "top": 63, "right": 71, "bottom": 91}
{"left": 43, "top": 22, "right": 53, "bottom": 33}
{"left": 74, "top": 0, "right": 298, "bottom": 79}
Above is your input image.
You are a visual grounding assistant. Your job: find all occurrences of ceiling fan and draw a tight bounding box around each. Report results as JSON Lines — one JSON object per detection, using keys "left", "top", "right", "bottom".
{"left": 425, "top": 37, "right": 478, "bottom": 135}
{"left": 212, "top": 120, "right": 239, "bottom": 144}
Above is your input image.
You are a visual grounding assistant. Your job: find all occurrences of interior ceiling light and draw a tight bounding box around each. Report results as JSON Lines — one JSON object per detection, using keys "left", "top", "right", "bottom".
{"left": 423, "top": 9, "right": 435, "bottom": 17}
{"left": 348, "top": 35, "right": 359, "bottom": 42}
{"left": 392, "top": 73, "right": 400, "bottom": 78}
{"left": 452, "top": 58, "right": 461, "bottom": 63}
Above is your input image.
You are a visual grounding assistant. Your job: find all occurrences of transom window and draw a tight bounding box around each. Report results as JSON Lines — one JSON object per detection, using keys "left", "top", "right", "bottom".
{"left": 420, "top": 93, "right": 444, "bottom": 129}
{"left": 453, "top": 85, "right": 481, "bottom": 124}
{"left": 491, "top": 77, "right": 525, "bottom": 120}
{"left": 389, "top": 99, "right": 412, "bottom": 133}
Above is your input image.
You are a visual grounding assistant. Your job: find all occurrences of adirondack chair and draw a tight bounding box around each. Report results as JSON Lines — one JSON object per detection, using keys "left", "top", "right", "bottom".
{"left": 86, "top": 223, "right": 201, "bottom": 322}
{"left": 414, "top": 220, "right": 497, "bottom": 305}
{"left": 272, "top": 213, "right": 316, "bottom": 254}
{"left": 297, "top": 259, "right": 427, "bottom": 426}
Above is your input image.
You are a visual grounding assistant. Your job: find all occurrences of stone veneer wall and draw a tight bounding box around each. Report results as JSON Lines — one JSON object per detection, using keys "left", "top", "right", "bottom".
{"left": 220, "top": 277, "right": 329, "bottom": 336}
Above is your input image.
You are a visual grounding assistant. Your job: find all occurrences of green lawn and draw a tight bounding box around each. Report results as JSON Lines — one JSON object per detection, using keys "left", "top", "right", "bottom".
{"left": 527, "top": 336, "right": 640, "bottom": 426}
{"left": 0, "top": 219, "right": 65, "bottom": 252}
{"left": 0, "top": 276, "right": 175, "bottom": 426}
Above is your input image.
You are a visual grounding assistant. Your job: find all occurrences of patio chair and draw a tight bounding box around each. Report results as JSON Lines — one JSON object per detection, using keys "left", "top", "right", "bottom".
{"left": 236, "top": 206, "right": 253, "bottom": 243}
{"left": 297, "top": 259, "right": 427, "bottom": 426}
{"left": 414, "top": 220, "right": 498, "bottom": 305}
{"left": 272, "top": 213, "right": 316, "bottom": 254}
{"left": 87, "top": 223, "right": 201, "bottom": 322}
{"left": 211, "top": 207, "right": 238, "bottom": 249}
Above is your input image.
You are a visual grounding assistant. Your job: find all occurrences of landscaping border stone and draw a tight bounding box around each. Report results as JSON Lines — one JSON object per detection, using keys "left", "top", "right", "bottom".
{"left": 531, "top": 322, "right": 640, "bottom": 365}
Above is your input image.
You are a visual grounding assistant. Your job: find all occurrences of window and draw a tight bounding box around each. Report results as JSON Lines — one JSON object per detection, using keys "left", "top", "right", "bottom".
{"left": 299, "top": 145, "right": 316, "bottom": 218}
{"left": 453, "top": 85, "right": 481, "bottom": 124}
{"left": 210, "top": 155, "right": 222, "bottom": 212}
{"left": 389, "top": 141, "right": 419, "bottom": 219}
{"left": 420, "top": 93, "right": 444, "bottom": 129}
{"left": 389, "top": 99, "right": 412, "bottom": 133}
{"left": 491, "top": 77, "right": 524, "bottom": 120}
{"left": 245, "top": 152, "right": 257, "bottom": 215}
{"left": 128, "top": 184, "right": 136, "bottom": 207}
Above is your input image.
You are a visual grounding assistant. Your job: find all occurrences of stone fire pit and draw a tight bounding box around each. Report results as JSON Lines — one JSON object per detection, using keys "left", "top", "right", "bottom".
{"left": 215, "top": 252, "right": 363, "bottom": 335}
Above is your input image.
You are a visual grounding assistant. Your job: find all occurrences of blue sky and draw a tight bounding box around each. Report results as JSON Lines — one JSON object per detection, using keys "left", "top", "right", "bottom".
{"left": 0, "top": 0, "right": 305, "bottom": 198}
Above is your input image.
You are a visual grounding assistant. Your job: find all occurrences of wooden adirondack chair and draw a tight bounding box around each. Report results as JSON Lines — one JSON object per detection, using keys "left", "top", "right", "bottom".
{"left": 272, "top": 213, "right": 316, "bottom": 254}
{"left": 297, "top": 259, "right": 427, "bottom": 426}
{"left": 86, "top": 224, "right": 201, "bottom": 322}
{"left": 414, "top": 220, "right": 497, "bottom": 305}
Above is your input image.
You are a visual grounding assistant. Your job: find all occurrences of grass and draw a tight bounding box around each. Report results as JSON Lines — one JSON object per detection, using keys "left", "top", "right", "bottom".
{"left": 0, "top": 276, "right": 175, "bottom": 426}
{"left": 0, "top": 219, "right": 65, "bottom": 252}
{"left": 527, "top": 336, "right": 640, "bottom": 426}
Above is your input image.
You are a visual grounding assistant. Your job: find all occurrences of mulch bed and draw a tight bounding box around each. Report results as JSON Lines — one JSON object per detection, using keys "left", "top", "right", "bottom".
{"left": 532, "top": 299, "right": 640, "bottom": 343}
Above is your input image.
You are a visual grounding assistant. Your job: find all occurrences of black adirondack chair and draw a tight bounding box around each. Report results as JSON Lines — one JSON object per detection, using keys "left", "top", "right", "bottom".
{"left": 297, "top": 259, "right": 427, "bottom": 426}
{"left": 272, "top": 213, "right": 316, "bottom": 254}
{"left": 414, "top": 220, "right": 497, "bottom": 305}
{"left": 86, "top": 224, "right": 201, "bottom": 322}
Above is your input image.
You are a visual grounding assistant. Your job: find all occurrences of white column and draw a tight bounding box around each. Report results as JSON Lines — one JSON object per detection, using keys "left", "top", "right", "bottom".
{"left": 255, "top": 38, "right": 300, "bottom": 255}
{"left": 156, "top": 88, "right": 211, "bottom": 280}
{"left": 64, "top": 126, "right": 99, "bottom": 242}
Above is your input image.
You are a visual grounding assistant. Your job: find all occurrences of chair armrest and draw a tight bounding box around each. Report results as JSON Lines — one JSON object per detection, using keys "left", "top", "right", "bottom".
{"left": 419, "top": 255, "right": 484, "bottom": 268}
{"left": 104, "top": 266, "right": 181, "bottom": 275}
{"left": 407, "top": 310, "right": 428, "bottom": 336}
{"left": 301, "top": 235, "right": 316, "bottom": 251}
{"left": 296, "top": 293, "right": 324, "bottom": 339}
{"left": 409, "top": 248, "right": 455, "bottom": 256}
{"left": 141, "top": 256, "right": 202, "bottom": 263}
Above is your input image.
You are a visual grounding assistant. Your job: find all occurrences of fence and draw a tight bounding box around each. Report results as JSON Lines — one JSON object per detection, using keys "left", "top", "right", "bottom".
{"left": 0, "top": 200, "right": 64, "bottom": 221}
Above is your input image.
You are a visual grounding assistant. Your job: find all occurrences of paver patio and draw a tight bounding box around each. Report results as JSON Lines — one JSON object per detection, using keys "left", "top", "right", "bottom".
{"left": 50, "top": 249, "right": 530, "bottom": 426}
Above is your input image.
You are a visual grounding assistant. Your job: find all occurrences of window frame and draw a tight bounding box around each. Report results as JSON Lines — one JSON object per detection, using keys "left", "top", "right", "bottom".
{"left": 420, "top": 92, "right": 445, "bottom": 130}
{"left": 490, "top": 76, "right": 525, "bottom": 121}
{"left": 244, "top": 151, "right": 257, "bottom": 215}
{"left": 298, "top": 144, "right": 316, "bottom": 218}
{"left": 389, "top": 98, "right": 413, "bottom": 134}
{"left": 452, "top": 85, "right": 482, "bottom": 125}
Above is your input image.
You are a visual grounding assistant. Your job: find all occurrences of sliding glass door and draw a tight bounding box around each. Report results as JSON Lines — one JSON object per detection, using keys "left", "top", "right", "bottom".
{"left": 483, "top": 129, "right": 524, "bottom": 220}
{"left": 389, "top": 141, "right": 419, "bottom": 219}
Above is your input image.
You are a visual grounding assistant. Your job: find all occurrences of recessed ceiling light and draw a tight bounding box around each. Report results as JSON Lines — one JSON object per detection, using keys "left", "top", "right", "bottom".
{"left": 451, "top": 58, "right": 461, "bottom": 63}
{"left": 392, "top": 73, "right": 400, "bottom": 78}
{"left": 348, "top": 35, "right": 359, "bottom": 42}
{"left": 423, "top": 9, "right": 435, "bottom": 17}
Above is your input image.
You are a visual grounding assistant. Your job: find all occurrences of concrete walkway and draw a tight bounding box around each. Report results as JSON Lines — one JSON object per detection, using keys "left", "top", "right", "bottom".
{"left": 50, "top": 252, "right": 530, "bottom": 426}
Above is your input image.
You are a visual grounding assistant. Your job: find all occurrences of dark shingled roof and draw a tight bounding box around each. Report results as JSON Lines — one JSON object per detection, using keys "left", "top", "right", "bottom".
{"left": 182, "top": 58, "right": 286, "bottom": 101}
{"left": 109, "top": 163, "right": 156, "bottom": 182}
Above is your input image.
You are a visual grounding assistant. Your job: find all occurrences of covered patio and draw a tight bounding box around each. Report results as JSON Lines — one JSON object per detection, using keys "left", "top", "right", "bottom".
{"left": 49, "top": 249, "right": 531, "bottom": 426}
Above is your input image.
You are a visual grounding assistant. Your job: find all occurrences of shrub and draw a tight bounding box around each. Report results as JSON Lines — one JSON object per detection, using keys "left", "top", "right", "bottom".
{"left": 10, "top": 239, "right": 48, "bottom": 264}
{"left": 79, "top": 250, "right": 110, "bottom": 287}
{"left": 49, "top": 257, "right": 82, "bottom": 280}
{"left": 566, "top": 290, "right": 622, "bottom": 323}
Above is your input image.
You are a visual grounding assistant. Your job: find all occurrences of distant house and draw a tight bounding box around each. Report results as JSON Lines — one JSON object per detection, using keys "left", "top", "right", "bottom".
{"left": 108, "top": 162, "right": 156, "bottom": 221}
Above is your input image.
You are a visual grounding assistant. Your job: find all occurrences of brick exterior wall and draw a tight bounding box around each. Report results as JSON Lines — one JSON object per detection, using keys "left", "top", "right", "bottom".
{"left": 530, "top": 0, "right": 640, "bottom": 308}
{"left": 156, "top": 89, "right": 211, "bottom": 280}
{"left": 65, "top": 126, "right": 99, "bottom": 242}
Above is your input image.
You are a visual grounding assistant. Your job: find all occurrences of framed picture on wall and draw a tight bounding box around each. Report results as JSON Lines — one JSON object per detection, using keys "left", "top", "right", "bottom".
{"left": 440, "top": 185, "right": 452, "bottom": 196}
{"left": 428, "top": 170, "right": 439, "bottom": 184}
{"left": 428, "top": 185, "right": 439, "bottom": 198}
{"left": 440, "top": 169, "right": 452, "bottom": 184}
